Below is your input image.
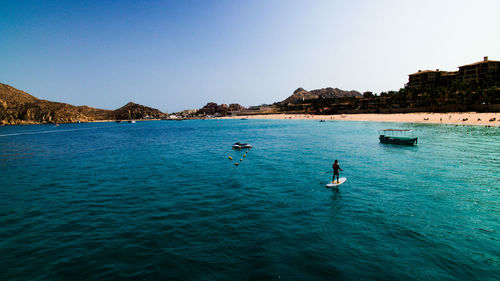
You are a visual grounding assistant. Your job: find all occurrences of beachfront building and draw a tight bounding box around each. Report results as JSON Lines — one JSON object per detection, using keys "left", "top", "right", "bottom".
{"left": 232, "top": 104, "right": 278, "bottom": 116}
{"left": 457, "top": 56, "right": 500, "bottom": 83}
{"left": 407, "top": 69, "right": 452, "bottom": 89}
{"left": 407, "top": 56, "right": 499, "bottom": 89}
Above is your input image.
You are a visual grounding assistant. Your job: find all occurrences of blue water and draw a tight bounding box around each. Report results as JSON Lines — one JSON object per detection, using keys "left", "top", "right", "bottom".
{"left": 1, "top": 120, "right": 499, "bottom": 280}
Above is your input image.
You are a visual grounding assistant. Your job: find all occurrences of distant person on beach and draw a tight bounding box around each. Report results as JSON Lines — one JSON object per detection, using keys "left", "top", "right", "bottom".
{"left": 332, "top": 160, "right": 343, "bottom": 183}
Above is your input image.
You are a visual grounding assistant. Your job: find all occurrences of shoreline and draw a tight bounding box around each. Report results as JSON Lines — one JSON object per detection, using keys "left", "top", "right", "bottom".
{"left": 3, "top": 114, "right": 500, "bottom": 127}
{"left": 222, "top": 112, "right": 500, "bottom": 126}
{"left": 0, "top": 119, "right": 162, "bottom": 126}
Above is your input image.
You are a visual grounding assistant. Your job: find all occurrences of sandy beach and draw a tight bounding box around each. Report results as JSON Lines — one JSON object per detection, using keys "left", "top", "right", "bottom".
{"left": 224, "top": 112, "right": 500, "bottom": 126}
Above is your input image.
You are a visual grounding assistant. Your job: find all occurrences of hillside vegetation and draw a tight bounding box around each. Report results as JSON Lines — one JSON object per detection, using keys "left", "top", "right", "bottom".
{"left": 0, "top": 83, "right": 166, "bottom": 125}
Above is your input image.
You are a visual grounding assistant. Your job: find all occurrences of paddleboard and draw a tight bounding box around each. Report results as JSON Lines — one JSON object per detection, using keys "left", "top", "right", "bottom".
{"left": 326, "top": 177, "right": 347, "bottom": 188}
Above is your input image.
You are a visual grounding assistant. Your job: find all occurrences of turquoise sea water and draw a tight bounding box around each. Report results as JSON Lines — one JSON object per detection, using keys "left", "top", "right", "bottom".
{"left": 0, "top": 119, "right": 499, "bottom": 280}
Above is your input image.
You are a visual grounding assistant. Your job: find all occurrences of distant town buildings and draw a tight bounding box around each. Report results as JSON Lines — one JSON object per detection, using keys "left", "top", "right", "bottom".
{"left": 408, "top": 56, "right": 500, "bottom": 89}
{"left": 179, "top": 109, "right": 198, "bottom": 116}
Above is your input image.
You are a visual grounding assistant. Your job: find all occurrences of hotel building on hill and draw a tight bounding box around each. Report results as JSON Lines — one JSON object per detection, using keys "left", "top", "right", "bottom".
{"left": 407, "top": 57, "right": 500, "bottom": 89}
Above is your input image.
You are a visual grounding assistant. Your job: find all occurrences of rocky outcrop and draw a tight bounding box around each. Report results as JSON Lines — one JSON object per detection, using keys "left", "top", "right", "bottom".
{"left": 0, "top": 83, "right": 166, "bottom": 125}
{"left": 197, "top": 102, "right": 246, "bottom": 116}
{"left": 282, "top": 87, "right": 362, "bottom": 104}
{"left": 229, "top": 103, "right": 245, "bottom": 111}
{"left": 114, "top": 102, "right": 166, "bottom": 120}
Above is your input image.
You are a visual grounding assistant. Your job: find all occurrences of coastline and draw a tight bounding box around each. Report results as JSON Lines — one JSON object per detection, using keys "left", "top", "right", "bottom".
{"left": 0, "top": 119, "right": 163, "bottom": 126}
{"left": 222, "top": 112, "right": 500, "bottom": 126}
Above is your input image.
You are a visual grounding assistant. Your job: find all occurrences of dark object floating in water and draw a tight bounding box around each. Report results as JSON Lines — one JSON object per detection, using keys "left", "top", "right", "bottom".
{"left": 232, "top": 142, "right": 252, "bottom": 149}
{"left": 379, "top": 129, "right": 417, "bottom": 145}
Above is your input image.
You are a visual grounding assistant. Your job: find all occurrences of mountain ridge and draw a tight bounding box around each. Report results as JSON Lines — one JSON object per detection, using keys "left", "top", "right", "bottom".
{"left": 0, "top": 83, "right": 166, "bottom": 125}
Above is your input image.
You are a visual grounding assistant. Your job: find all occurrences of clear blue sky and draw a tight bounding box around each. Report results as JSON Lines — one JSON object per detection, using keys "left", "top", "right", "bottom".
{"left": 1, "top": 0, "right": 500, "bottom": 112}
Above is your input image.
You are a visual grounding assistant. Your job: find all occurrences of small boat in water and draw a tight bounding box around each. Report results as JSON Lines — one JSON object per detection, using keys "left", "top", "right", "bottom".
{"left": 128, "top": 120, "right": 136, "bottom": 124}
{"left": 379, "top": 129, "right": 417, "bottom": 145}
{"left": 232, "top": 142, "right": 252, "bottom": 149}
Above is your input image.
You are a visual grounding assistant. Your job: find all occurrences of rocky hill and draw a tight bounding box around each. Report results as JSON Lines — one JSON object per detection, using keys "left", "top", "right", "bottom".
{"left": 282, "top": 87, "right": 362, "bottom": 104}
{"left": 114, "top": 102, "right": 165, "bottom": 120}
{"left": 197, "top": 102, "right": 246, "bottom": 116}
{"left": 0, "top": 83, "right": 166, "bottom": 125}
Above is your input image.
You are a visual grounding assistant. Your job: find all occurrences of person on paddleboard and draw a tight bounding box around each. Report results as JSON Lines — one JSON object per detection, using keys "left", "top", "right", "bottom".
{"left": 332, "top": 160, "right": 343, "bottom": 183}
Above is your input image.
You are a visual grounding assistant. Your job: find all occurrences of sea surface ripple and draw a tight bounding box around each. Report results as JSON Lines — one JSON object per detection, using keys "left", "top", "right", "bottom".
{"left": 0, "top": 120, "right": 499, "bottom": 280}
